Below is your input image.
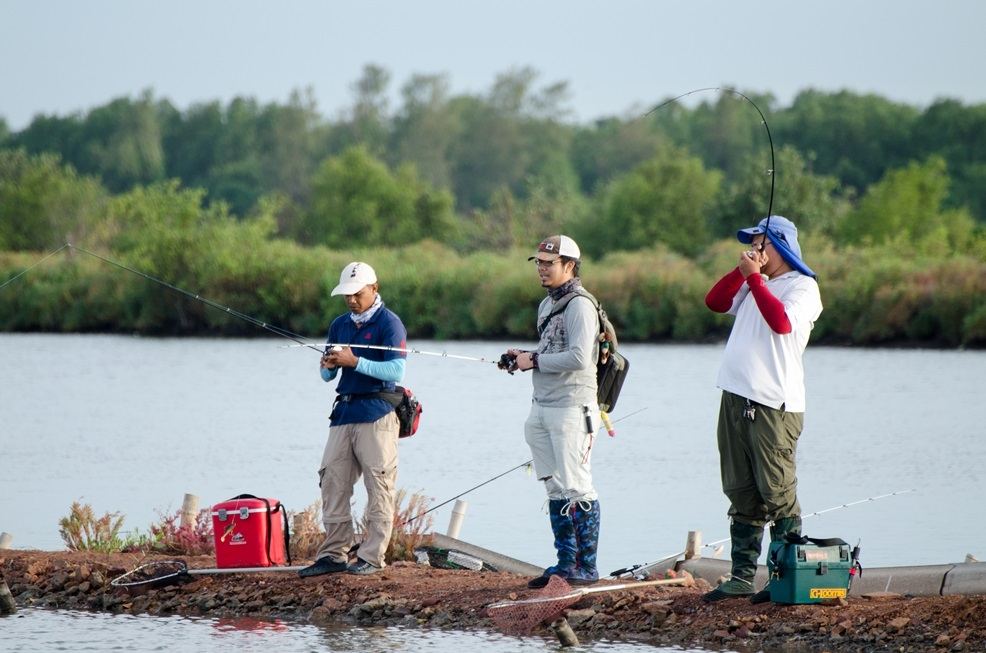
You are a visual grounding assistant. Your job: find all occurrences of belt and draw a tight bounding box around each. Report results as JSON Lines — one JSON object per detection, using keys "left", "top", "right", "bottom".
{"left": 336, "top": 393, "right": 382, "bottom": 403}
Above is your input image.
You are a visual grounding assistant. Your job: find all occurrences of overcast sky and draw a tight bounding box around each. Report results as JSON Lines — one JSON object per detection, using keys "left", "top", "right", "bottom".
{"left": 2, "top": 0, "right": 984, "bottom": 130}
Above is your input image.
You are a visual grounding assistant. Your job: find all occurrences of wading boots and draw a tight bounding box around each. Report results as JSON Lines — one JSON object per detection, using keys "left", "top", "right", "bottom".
{"left": 528, "top": 498, "right": 602, "bottom": 588}
{"left": 749, "top": 515, "right": 803, "bottom": 604}
{"left": 702, "top": 520, "right": 764, "bottom": 602}
{"left": 528, "top": 499, "right": 578, "bottom": 588}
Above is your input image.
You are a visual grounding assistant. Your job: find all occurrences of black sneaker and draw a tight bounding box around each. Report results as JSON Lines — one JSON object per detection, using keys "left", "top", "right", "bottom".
{"left": 346, "top": 558, "right": 382, "bottom": 575}
{"left": 298, "top": 557, "right": 347, "bottom": 578}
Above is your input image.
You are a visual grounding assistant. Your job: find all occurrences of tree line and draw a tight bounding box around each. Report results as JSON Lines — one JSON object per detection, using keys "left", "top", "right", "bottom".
{"left": 2, "top": 65, "right": 985, "bottom": 259}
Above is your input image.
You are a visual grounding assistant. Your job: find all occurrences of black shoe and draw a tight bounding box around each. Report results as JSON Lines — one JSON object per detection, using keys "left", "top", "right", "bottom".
{"left": 298, "top": 557, "right": 347, "bottom": 578}
{"left": 527, "top": 573, "right": 553, "bottom": 589}
{"left": 346, "top": 558, "right": 382, "bottom": 575}
{"left": 749, "top": 588, "right": 772, "bottom": 604}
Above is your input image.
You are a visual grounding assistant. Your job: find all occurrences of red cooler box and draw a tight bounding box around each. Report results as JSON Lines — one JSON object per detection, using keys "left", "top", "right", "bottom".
{"left": 211, "top": 495, "right": 290, "bottom": 568}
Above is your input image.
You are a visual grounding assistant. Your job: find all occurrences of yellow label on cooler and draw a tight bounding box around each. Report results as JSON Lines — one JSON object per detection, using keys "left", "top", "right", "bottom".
{"left": 809, "top": 588, "right": 847, "bottom": 599}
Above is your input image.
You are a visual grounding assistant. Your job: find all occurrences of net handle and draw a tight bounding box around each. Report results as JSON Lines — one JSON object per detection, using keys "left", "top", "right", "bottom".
{"left": 579, "top": 576, "right": 688, "bottom": 596}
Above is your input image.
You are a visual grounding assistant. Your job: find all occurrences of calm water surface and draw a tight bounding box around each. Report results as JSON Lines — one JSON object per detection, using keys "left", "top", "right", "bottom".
{"left": 2, "top": 334, "right": 985, "bottom": 651}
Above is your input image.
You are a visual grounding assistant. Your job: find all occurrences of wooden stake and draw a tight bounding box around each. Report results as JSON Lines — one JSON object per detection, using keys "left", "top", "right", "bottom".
{"left": 180, "top": 494, "right": 199, "bottom": 529}
{"left": 550, "top": 617, "right": 580, "bottom": 647}
{"left": 685, "top": 530, "right": 702, "bottom": 559}
{"left": 0, "top": 532, "right": 12, "bottom": 550}
{"left": 0, "top": 580, "right": 15, "bottom": 614}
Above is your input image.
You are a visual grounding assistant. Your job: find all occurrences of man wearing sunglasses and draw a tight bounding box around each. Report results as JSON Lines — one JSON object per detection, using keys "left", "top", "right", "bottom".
{"left": 702, "top": 216, "right": 823, "bottom": 603}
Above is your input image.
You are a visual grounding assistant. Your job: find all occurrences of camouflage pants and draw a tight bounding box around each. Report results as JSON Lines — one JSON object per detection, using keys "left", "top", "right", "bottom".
{"left": 717, "top": 391, "right": 803, "bottom": 527}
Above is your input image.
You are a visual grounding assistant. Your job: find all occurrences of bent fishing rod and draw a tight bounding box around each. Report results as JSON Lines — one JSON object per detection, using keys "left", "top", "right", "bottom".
{"left": 640, "top": 86, "right": 777, "bottom": 245}
{"left": 401, "top": 407, "right": 648, "bottom": 528}
{"left": 609, "top": 489, "right": 917, "bottom": 579}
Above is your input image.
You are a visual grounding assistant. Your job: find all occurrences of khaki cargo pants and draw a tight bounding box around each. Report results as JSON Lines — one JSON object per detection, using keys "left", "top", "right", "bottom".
{"left": 315, "top": 411, "right": 399, "bottom": 568}
{"left": 717, "top": 391, "right": 803, "bottom": 527}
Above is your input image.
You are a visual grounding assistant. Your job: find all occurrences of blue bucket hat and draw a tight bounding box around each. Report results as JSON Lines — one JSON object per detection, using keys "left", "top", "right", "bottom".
{"left": 737, "top": 215, "right": 816, "bottom": 278}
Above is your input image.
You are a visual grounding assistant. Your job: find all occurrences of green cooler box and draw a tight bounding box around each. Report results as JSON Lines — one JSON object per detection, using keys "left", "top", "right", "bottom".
{"left": 766, "top": 536, "right": 853, "bottom": 604}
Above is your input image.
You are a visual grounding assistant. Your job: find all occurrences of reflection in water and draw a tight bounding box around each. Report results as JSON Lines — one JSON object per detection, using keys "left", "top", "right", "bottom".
{"left": 1, "top": 608, "right": 702, "bottom": 652}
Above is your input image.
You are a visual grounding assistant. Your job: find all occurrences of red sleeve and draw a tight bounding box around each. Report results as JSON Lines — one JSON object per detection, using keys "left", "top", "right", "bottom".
{"left": 705, "top": 267, "right": 745, "bottom": 313}
{"left": 745, "top": 273, "right": 792, "bottom": 334}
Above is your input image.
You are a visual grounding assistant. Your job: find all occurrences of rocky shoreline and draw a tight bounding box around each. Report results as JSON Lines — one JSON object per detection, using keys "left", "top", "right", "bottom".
{"left": 2, "top": 550, "right": 985, "bottom": 652}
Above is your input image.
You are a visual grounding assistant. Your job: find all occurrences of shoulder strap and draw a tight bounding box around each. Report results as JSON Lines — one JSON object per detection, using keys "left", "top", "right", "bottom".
{"left": 537, "top": 291, "right": 598, "bottom": 334}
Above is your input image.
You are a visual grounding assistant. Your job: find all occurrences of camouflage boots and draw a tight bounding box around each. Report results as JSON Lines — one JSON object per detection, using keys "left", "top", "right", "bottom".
{"left": 528, "top": 499, "right": 601, "bottom": 588}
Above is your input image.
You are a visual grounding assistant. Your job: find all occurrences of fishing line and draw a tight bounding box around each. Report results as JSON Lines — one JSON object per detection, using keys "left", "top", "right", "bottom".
{"left": 0, "top": 243, "right": 70, "bottom": 291}
{"left": 401, "top": 407, "right": 648, "bottom": 528}
{"left": 640, "top": 86, "right": 777, "bottom": 245}
{"left": 610, "top": 488, "right": 917, "bottom": 578}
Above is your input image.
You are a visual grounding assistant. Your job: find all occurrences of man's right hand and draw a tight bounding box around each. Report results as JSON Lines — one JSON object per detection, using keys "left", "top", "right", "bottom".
{"left": 320, "top": 353, "right": 337, "bottom": 370}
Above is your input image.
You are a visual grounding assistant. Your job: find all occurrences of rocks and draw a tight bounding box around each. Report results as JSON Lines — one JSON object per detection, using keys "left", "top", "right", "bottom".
{"left": 3, "top": 549, "right": 986, "bottom": 652}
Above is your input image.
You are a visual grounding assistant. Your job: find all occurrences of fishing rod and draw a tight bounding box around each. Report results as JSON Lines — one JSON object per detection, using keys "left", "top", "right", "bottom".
{"left": 284, "top": 342, "right": 499, "bottom": 365}
{"left": 610, "top": 488, "right": 917, "bottom": 579}
{"left": 401, "top": 407, "right": 648, "bottom": 528}
{"left": 59, "top": 244, "right": 324, "bottom": 352}
{"left": 0, "top": 243, "right": 70, "bottom": 291}
{"left": 640, "top": 86, "right": 777, "bottom": 245}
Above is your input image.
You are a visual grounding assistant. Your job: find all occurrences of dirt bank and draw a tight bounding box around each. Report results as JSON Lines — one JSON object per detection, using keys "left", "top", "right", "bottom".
{"left": 2, "top": 550, "right": 985, "bottom": 652}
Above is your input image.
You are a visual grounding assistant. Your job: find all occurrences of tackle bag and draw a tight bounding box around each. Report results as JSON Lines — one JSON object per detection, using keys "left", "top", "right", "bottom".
{"left": 539, "top": 290, "right": 630, "bottom": 413}
{"left": 211, "top": 494, "right": 292, "bottom": 568}
{"left": 378, "top": 386, "right": 423, "bottom": 438}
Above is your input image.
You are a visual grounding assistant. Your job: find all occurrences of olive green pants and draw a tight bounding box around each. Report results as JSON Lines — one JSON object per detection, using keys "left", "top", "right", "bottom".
{"left": 717, "top": 391, "right": 803, "bottom": 527}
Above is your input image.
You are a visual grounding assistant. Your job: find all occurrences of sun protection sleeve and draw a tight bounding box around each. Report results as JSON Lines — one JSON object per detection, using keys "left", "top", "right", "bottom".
{"left": 745, "top": 272, "right": 792, "bottom": 334}
{"left": 355, "top": 356, "right": 406, "bottom": 383}
{"left": 320, "top": 366, "right": 339, "bottom": 382}
{"left": 705, "top": 267, "right": 745, "bottom": 313}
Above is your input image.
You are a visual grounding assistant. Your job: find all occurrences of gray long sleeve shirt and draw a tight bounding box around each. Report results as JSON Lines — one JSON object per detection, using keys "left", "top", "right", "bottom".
{"left": 532, "top": 293, "right": 600, "bottom": 407}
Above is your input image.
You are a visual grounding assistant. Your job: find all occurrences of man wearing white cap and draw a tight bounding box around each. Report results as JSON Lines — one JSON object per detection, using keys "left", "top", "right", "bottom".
{"left": 501, "top": 235, "right": 603, "bottom": 589}
{"left": 299, "top": 261, "right": 407, "bottom": 578}
{"left": 702, "top": 216, "right": 823, "bottom": 602}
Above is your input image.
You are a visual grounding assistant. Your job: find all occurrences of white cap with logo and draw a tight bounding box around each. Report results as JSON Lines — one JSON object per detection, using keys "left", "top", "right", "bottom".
{"left": 528, "top": 234, "right": 581, "bottom": 262}
{"left": 331, "top": 261, "right": 378, "bottom": 296}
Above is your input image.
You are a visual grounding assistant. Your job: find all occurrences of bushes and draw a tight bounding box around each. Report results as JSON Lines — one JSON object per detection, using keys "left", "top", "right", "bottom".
{"left": 4, "top": 234, "right": 985, "bottom": 347}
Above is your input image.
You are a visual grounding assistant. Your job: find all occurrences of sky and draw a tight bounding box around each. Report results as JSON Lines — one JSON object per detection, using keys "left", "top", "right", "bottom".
{"left": 2, "top": 0, "right": 985, "bottom": 131}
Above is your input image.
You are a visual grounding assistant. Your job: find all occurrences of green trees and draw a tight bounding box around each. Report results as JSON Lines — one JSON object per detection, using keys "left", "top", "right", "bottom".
{"left": 837, "top": 157, "right": 978, "bottom": 254}
{"left": 573, "top": 146, "right": 721, "bottom": 258}
{"left": 300, "top": 146, "right": 457, "bottom": 247}
{"left": 0, "top": 149, "right": 107, "bottom": 250}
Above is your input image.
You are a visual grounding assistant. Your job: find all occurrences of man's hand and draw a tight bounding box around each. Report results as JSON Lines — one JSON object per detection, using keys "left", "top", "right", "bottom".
{"left": 325, "top": 346, "right": 359, "bottom": 368}
{"left": 510, "top": 348, "right": 535, "bottom": 372}
{"left": 738, "top": 248, "right": 767, "bottom": 278}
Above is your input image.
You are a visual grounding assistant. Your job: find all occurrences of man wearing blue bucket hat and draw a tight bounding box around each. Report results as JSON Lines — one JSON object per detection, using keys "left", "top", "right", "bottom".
{"left": 702, "top": 215, "right": 823, "bottom": 603}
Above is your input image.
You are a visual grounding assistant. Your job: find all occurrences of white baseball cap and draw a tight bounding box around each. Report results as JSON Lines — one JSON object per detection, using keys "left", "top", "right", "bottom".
{"left": 528, "top": 234, "right": 581, "bottom": 262}
{"left": 331, "top": 261, "right": 378, "bottom": 296}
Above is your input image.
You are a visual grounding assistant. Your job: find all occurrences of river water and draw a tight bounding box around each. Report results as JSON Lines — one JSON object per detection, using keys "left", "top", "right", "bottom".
{"left": 2, "top": 334, "right": 985, "bottom": 651}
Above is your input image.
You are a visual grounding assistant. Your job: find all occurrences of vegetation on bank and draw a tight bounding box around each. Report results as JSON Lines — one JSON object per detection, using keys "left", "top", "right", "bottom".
{"left": 2, "top": 72, "right": 985, "bottom": 347}
{"left": 57, "top": 493, "right": 433, "bottom": 564}
{"left": 3, "top": 234, "right": 985, "bottom": 348}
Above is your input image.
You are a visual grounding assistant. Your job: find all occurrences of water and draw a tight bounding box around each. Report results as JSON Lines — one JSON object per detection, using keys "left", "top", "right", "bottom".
{"left": 3, "top": 607, "right": 699, "bottom": 652}
{"left": 2, "top": 334, "right": 986, "bottom": 650}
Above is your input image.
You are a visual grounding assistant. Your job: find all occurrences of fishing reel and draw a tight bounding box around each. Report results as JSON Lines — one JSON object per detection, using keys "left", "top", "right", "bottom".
{"left": 497, "top": 353, "right": 519, "bottom": 375}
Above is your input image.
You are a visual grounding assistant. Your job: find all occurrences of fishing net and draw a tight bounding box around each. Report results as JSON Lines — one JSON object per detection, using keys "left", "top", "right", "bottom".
{"left": 110, "top": 560, "right": 191, "bottom": 590}
{"left": 487, "top": 575, "right": 584, "bottom": 633}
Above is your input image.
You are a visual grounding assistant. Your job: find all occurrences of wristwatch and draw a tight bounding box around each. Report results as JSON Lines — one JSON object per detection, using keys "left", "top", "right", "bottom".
{"left": 530, "top": 352, "right": 539, "bottom": 369}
